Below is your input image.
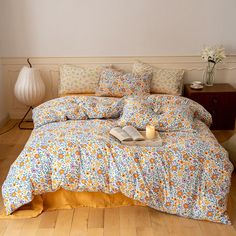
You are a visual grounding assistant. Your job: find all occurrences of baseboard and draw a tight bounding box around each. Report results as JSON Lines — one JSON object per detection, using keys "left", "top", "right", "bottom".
{"left": 0, "top": 114, "right": 9, "bottom": 128}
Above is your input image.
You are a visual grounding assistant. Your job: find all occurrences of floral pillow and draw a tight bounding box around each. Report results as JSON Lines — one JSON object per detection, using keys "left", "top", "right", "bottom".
{"left": 118, "top": 98, "right": 160, "bottom": 130}
{"left": 96, "top": 68, "right": 151, "bottom": 97}
{"left": 132, "top": 62, "right": 184, "bottom": 95}
{"left": 132, "top": 61, "right": 153, "bottom": 77}
{"left": 151, "top": 68, "right": 184, "bottom": 95}
{"left": 118, "top": 97, "right": 194, "bottom": 131}
{"left": 59, "top": 65, "right": 105, "bottom": 95}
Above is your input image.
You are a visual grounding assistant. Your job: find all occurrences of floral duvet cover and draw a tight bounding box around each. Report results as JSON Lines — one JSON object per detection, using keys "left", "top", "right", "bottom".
{"left": 2, "top": 95, "right": 233, "bottom": 224}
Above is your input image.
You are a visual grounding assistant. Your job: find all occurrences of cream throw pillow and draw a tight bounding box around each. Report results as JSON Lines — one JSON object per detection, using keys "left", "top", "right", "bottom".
{"left": 132, "top": 61, "right": 153, "bottom": 77}
{"left": 59, "top": 65, "right": 104, "bottom": 95}
{"left": 133, "top": 62, "right": 184, "bottom": 95}
{"left": 151, "top": 68, "right": 184, "bottom": 95}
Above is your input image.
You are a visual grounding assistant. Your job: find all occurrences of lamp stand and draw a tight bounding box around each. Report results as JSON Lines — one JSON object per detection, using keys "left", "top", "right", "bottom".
{"left": 18, "top": 106, "right": 34, "bottom": 130}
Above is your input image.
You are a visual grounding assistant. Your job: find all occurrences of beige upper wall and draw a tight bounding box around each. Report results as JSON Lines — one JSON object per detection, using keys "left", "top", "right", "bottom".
{"left": 0, "top": 0, "right": 236, "bottom": 57}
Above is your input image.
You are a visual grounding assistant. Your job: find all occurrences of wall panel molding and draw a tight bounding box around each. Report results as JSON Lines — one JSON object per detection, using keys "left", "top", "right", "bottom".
{"left": 2, "top": 56, "right": 236, "bottom": 119}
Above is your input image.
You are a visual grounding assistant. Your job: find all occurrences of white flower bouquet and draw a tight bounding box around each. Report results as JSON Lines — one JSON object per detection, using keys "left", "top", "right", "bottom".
{"left": 201, "top": 46, "right": 226, "bottom": 64}
{"left": 201, "top": 46, "right": 226, "bottom": 86}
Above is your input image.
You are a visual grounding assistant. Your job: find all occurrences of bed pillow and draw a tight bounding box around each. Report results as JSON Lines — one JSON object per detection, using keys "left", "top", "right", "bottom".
{"left": 118, "top": 98, "right": 160, "bottom": 130}
{"left": 59, "top": 65, "right": 105, "bottom": 95}
{"left": 96, "top": 68, "right": 151, "bottom": 97}
{"left": 118, "top": 97, "right": 194, "bottom": 131}
{"left": 151, "top": 68, "right": 184, "bottom": 95}
{"left": 133, "top": 62, "right": 184, "bottom": 95}
{"left": 132, "top": 61, "right": 153, "bottom": 77}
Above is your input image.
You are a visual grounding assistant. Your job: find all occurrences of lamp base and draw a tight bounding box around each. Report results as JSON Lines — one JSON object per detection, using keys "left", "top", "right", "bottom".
{"left": 18, "top": 106, "right": 34, "bottom": 130}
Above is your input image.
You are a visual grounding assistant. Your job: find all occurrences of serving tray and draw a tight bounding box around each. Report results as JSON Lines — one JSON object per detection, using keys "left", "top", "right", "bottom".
{"left": 121, "top": 131, "right": 162, "bottom": 147}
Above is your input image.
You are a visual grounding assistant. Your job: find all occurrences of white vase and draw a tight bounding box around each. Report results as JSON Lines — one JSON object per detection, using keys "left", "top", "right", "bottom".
{"left": 14, "top": 66, "right": 45, "bottom": 106}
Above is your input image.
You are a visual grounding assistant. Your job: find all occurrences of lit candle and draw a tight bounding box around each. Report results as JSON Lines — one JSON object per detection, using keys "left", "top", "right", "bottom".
{"left": 146, "top": 125, "right": 156, "bottom": 139}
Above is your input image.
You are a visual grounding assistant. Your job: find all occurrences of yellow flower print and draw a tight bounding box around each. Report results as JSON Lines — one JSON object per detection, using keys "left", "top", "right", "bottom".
{"left": 34, "top": 154, "right": 40, "bottom": 159}
{"left": 183, "top": 203, "right": 189, "bottom": 209}
{"left": 133, "top": 173, "right": 138, "bottom": 178}
{"left": 189, "top": 166, "right": 195, "bottom": 171}
{"left": 97, "top": 154, "right": 102, "bottom": 159}
{"left": 177, "top": 191, "right": 183, "bottom": 197}
{"left": 207, "top": 211, "right": 213, "bottom": 217}
{"left": 58, "top": 154, "right": 64, "bottom": 159}
{"left": 172, "top": 166, "right": 177, "bottom": 171}
{"left": 149, "top": 158, "right": 155, "bottom": 164}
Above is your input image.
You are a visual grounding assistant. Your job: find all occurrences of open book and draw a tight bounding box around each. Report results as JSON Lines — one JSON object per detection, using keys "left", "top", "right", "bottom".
{"left": 109, "top": 126, "right": 145, "bottom": 142}
{"left": 110, "top": 126, "right": 162, "bottom": 147}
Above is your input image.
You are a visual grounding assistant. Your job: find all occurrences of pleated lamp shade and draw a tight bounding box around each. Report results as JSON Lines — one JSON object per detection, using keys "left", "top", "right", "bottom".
{"left": 14, "top": 66, "right": 45, "bottom": 106}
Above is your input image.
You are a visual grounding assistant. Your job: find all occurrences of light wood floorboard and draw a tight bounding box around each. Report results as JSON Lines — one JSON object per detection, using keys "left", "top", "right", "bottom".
{"left": 0, "top": 120, "right": 235, "bottom": 236}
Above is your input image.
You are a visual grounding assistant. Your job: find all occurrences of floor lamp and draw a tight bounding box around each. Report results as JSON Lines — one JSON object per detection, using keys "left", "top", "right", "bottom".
{"left": 14, "top": 58, "right": 45, "bottom": 130}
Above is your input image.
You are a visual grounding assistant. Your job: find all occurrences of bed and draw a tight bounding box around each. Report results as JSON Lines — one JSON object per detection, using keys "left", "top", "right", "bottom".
{"left": 0, "top": 63, "right": 234, "bottom": 224}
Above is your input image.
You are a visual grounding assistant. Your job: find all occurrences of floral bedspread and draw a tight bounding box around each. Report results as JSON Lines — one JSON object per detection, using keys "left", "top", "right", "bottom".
{"left": 2, "top": 95, "right": 233, "bottom": 224}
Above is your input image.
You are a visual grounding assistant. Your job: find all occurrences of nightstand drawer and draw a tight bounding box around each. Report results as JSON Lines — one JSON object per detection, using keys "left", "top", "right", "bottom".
{"left": 192, "top": 93, "right": 234, "bottom": 109}
{"left": 184, "top": 84, "right": 236, "bottom": 130}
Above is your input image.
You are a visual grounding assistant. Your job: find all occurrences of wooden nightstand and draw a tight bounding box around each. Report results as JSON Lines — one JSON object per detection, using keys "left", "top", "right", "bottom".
{"left": 184, "top": 83, "right": 236, "bottom": 130}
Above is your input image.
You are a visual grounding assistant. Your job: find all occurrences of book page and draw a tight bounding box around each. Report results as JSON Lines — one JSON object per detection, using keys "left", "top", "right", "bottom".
{"left": 122, "top": 131, "right": 162, "bottom": 147}
{"left": 110, "top": 127, "right": 132, "bottom": 141}
{"left": 122, "top": 126, "right": 145, "bottom": 141}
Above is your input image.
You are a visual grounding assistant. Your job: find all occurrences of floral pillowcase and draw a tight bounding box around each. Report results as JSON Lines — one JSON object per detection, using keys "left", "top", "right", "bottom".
{"left": 151, "top": 68, "right": 184, "bottom": 95}
{"left": 95, "top": 68, "right": 151, "bottom": 97}
{"left": 132, "top": 61, "right": 153, "bottom": 77}
{"left": 59, "top": 65, "right": 105, "bottom": 95}
{"left": 132, "top": 62, "right": 184, "bottom": 95}
{"left": 118, "top": 97, "right": 194, "bottom": 131}
{"left": 118, "top": 97, "right": 159, "bottom": 130}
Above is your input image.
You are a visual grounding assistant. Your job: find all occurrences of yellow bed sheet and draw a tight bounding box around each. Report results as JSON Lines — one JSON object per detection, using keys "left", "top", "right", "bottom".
{"left": 0, "top": 189, "right": 144, "bottom": 219}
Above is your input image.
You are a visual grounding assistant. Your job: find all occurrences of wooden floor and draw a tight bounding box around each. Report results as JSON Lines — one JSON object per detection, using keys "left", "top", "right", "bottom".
{"left": 0, "top": 120, "right": 236, "bottom": 236}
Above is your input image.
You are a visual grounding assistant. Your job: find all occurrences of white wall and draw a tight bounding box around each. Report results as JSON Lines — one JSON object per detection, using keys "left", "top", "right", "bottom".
{"left": 0, "top": 1, "right": 236, "bottom": 119}
{"left": 0, "top": 0, "right": 236, "bottom": 57}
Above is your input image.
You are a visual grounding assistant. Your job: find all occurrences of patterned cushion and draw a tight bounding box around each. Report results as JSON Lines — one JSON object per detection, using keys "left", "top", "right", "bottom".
{"left": 118, "top": 97, "right": 194, "bottom": 131}
{"left": 132, "top": 61, "right": 153, "bottom": 77}
{"left": 59, "top": 65, "right": 105, "bottom": 95}
{"left": 118, "top": 97, "right": 160, "bottom": 130}
{"left": 96, "top": 68, "right": 151, "bottom": 97}
{"left": 151, "top": 68, "right": 184, "bottom": 95}
{"left": 132, "top": 62, "right": 184, "bottom": 95}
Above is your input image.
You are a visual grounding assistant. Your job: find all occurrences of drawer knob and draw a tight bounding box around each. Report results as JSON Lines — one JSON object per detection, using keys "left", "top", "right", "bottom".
{"left": 212, "top": 98, "right": 218, "bottom": 104}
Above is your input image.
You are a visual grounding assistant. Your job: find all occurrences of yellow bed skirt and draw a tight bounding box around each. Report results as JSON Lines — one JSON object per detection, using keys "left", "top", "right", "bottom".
{"left": 0, "top": 189, "right": 145, "bottom": 219}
